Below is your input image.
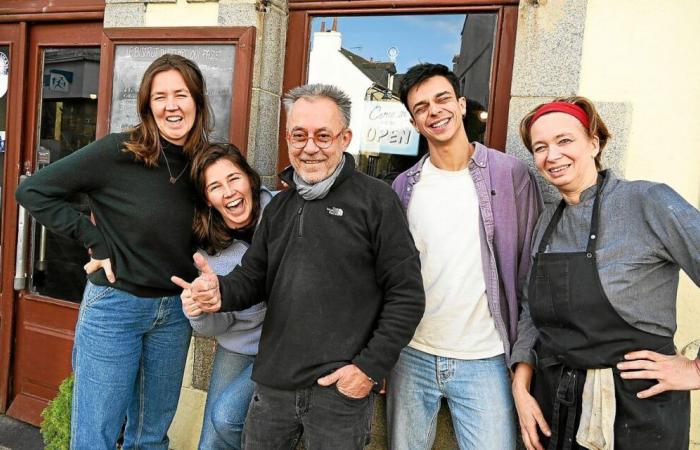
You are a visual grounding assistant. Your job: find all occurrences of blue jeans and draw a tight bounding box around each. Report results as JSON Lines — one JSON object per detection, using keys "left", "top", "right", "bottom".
{"left": 242, "top": 383, "right": 376, "bottom": 450}
{"left": 387, "top": 346, "right": 516, "bottom": 450}
{"left": 70, "top": 281, "right": 192, "bottom": 450}
{"left": 198, "top": 345, "right": 255, "bottom": 450}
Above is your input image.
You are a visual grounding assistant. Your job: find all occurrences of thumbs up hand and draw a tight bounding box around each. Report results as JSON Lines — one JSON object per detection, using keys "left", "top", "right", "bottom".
{"left": 171, "top": 253, "right": 222, "bottom": 313}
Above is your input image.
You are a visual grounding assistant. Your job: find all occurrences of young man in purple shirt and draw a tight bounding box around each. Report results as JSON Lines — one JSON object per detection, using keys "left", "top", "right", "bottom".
{"left": 389, "top": 63, "right": 543, "bottom": 449}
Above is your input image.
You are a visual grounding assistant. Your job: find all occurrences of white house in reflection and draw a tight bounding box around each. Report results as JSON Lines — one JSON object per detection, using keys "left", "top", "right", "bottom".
{"left": 308, "top": 19, "right": 404, "bottom": 155}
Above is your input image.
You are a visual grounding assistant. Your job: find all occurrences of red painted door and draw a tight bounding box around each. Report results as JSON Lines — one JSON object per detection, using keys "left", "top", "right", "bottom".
{"left": 4, "top": 22, "right": 103, "bottom": 426}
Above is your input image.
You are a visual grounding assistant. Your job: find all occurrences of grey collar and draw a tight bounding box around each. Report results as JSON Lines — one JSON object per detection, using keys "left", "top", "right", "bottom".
{"left": 293, "top": 155, "right": 346, "bottom": 201}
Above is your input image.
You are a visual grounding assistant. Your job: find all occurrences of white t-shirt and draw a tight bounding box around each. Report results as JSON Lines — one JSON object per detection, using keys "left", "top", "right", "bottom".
{"left": 407, "top": 157, "right": 503, "bottom": 359}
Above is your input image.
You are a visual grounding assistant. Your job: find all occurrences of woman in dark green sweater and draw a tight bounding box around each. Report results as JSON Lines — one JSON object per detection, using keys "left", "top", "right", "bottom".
{"left": 15, "top": 54, "right": 211, "bottom": 450}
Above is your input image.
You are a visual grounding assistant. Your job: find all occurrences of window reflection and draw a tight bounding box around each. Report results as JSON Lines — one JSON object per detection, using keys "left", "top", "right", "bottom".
{"left": 454, "top": 13, "right": 496, "bottom": 144}
{"left": 30, "top": 48, "right": 100, "bottom": 302}
{"left": 308, "top": 14, "right": 496, "bottom": 183}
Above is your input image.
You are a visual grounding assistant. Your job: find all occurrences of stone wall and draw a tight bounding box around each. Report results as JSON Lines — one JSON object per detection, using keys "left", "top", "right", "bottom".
{"left": 505, "top": 0, "right": 630, "bottom": 203}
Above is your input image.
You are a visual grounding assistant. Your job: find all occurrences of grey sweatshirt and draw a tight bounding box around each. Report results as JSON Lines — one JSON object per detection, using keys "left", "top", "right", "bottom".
{"left": 185, "top": 189, "right": 273, "bottom": 355}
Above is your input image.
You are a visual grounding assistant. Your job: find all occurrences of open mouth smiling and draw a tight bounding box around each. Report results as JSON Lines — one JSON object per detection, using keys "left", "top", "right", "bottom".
{"left": 429, "top": 117, "right": 451, "bottom": 129}
{"left": 548, "top": 164, "right": 571, "bottom": 175}
{"left": 226, "top": 199, "right": 243, "bottom": 210}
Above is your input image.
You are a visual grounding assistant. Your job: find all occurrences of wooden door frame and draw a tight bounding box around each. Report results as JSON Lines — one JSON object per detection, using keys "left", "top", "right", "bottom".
{"left": 278, "top": 0, "right": 519, "bottom": 172}
{"left": 0, "top": 21, "right": 103, "bottom": 421}
{"left": 19, "top": 21, "right": 105, "bottom": 182}
{"left": 0, "top": 3, "right": 105, "bottom": 415}
{"left": 0, "top": 21, "right": 27, "bottom": 413}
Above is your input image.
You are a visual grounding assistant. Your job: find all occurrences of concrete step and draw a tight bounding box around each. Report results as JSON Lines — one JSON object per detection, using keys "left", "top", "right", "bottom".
{"left": 0, "top": 415, "right": 43, "bottom": 450}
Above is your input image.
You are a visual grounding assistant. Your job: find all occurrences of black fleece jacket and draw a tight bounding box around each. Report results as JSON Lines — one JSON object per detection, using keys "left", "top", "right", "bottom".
{"left": 219, "top": 154, "right": 425, "bottom": 389}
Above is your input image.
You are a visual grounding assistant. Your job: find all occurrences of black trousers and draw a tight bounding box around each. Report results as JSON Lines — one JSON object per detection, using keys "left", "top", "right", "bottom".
{"left": 242, "top": 383, "right": 375, "bottom": 450}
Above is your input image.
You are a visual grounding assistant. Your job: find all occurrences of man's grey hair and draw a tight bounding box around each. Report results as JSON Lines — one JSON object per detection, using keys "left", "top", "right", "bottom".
{"left": 282, "top": 84, "right": 352, "bottom": 128}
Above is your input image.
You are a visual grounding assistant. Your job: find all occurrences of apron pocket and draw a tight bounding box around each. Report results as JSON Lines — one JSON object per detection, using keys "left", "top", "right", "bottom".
{"left": 533, "top": 274, "right": 559, "bottom": 326}
{"left": 613, "top": 375, "right": 690, "bottom": 449}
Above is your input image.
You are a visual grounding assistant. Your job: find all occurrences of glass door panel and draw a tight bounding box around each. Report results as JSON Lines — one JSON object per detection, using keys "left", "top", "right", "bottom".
{"left": 307, "top": 14, "right": 497, "bottom": 183}
{"left": 0, "top": 45, "right": 8, "bottom": 265}
{"left": 29, "top": 48, "right": 100, "bottom": 302}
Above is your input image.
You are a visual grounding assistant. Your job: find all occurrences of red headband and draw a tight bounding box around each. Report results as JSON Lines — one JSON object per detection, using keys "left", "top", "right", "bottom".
{"left": 529, "top": 102, "right": 590, "bottom": 130}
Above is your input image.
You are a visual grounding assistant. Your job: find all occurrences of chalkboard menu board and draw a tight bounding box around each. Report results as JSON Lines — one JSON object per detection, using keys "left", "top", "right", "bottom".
{"left": 110, "top": 45, "right": 235, "bottom": 141}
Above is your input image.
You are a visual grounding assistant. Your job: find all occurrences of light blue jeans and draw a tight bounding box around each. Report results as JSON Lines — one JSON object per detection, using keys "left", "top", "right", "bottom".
{"left": 198, "top": 345, "right": 255, "bottom": 450}
{"left": 70, "top": 281, "right": 191, "bottom": 450}
{"left": 387, "top": 346, "right": 516, "bottom": 450}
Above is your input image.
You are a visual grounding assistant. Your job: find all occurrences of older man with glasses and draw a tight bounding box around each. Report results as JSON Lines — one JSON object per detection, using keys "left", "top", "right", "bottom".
{"left": 173, "top": 83, "right": 425, "bottom": 449}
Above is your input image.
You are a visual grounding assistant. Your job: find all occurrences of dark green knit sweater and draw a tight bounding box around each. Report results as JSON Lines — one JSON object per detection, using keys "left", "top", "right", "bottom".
{"left": 15, "top": 132, "right": 198, "bottom": 297}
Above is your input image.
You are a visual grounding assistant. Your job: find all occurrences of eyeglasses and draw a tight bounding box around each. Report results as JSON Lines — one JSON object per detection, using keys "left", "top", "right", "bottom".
{"left": 286, "top": 129, "right": 345, "bottom": 149}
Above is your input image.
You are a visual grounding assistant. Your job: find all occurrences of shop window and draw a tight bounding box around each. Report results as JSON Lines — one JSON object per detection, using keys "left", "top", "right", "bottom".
{"left": 278, "top": 0, "right": 519, "bottom": 182}
{"left": 305, "top": 14, "right": 497, "bottom": 182}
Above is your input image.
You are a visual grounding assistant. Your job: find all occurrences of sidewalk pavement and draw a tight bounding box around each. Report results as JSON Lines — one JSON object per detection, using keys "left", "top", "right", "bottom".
{"left": 0, "top": 415, "right": 43, "bottom": 450}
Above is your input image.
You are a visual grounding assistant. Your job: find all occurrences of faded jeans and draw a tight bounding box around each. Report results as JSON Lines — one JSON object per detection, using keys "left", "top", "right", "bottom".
{"left": 198, "top": 346, "right": 255, "bottom": 450}
{"left": 70, "top": 281, "right": 191, "bottom": 450}
{"left": 242, "top": 382, "right": 376, "bottom": 450}
{"left": 387, "top": 346, "right": 516, "bottom": 450}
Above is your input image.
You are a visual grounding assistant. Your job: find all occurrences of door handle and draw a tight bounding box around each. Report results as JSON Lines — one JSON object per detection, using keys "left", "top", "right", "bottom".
{"left": 14, "top": 174, "right": 30, "bottom": 290}
{"left": 37, "top": 224, "right": 47, "bottom": 272}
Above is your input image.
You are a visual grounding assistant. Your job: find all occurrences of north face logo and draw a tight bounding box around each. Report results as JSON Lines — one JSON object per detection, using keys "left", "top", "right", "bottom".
{"left": 326, "top": 207, "right": 343, "bottom": 217}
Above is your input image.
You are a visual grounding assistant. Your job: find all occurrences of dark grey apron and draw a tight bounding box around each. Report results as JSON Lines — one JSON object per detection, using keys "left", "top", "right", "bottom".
{"left": 529, "top": 172, "right": 690, "bottom": 450}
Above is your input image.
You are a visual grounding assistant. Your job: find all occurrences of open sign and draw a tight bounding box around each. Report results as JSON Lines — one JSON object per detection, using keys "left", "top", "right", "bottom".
{"left": 360, "top": 101, "right": 419, "bottom": 156}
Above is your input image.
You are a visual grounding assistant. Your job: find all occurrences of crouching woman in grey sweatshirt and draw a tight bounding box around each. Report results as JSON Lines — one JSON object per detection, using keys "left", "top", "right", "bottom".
{"left": 184, "top": 143, "right": 274, "bottom": 450}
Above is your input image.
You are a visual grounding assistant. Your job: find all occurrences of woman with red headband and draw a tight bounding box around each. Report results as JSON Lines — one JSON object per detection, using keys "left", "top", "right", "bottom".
{"left": 510, "top": 96, "right": 700, "bottom": 450}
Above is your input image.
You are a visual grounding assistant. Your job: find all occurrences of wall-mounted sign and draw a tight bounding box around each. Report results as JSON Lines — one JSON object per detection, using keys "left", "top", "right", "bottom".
{"left": 360, "top": 101, "right": 419, "bottom": 156}
{"left": 110, "top": 44, "right": 235, "bottom": 141}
